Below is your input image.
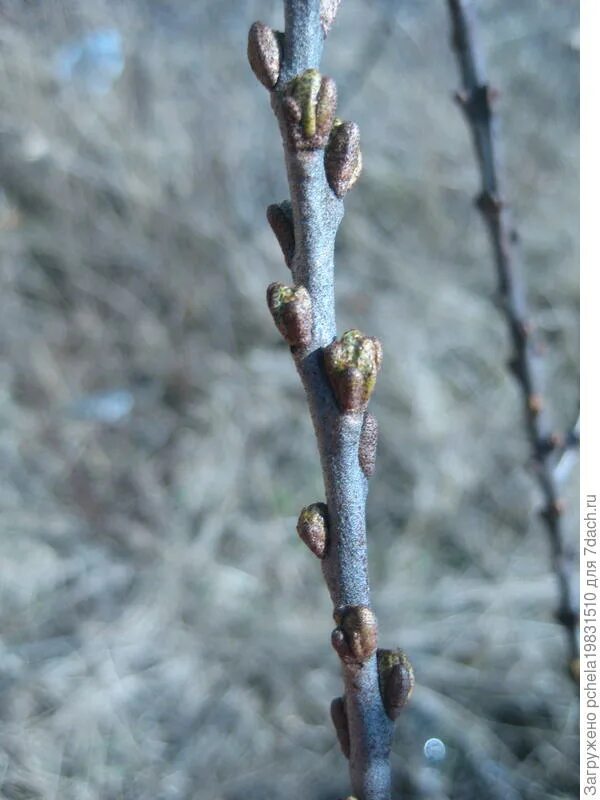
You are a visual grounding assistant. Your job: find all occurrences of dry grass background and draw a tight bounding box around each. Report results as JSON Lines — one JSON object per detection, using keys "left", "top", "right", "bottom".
{"left": 0, "top": 1, "right": 579, "bottom": 798}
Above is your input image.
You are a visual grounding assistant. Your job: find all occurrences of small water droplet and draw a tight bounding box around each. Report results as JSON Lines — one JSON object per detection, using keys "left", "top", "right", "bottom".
{"left": 423, "top": 737, "right": 446, "bottom": 763}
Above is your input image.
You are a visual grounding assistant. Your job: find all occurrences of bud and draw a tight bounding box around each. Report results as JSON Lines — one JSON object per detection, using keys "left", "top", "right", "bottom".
{"left": 247, "top": 22, "right": 283, "bottom": 90}
{"left": 331, "top": 605, "right": 378, "bottom": 663}
{"left": 359, "top": 412, "right": 378, "bottom": 478}
{"left": 324, "top": 330, "right": 382, "bottom": 413}
{"left": 266, "top": 201, "right": 295, "bottom": 269}
{"left": 377, "top": 648, "right": 414, "bottom": 720}
{"left": 325, "top": 120, "right": 362, "bottom": 198}
{"left": 297, "top": 502, "right": 328, "bottom": 559}
{"left": 266, "top": 283, "right": 312, "bottom": 348}
{"left": 330, "top": 696, "right": 350, "bottom": 759}
{"left": 282, "top": 69, "right": 337, "bottom": 150}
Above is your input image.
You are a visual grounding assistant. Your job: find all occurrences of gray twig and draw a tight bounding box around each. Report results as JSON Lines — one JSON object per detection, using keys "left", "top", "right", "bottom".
{"left": 248, "top": 2, "right": 413, "bottom": 797}
{"left": 446, "top": 0, "right": 579, "bottom": 681}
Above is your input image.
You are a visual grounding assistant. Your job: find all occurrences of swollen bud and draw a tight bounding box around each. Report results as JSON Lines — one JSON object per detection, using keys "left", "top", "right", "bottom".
{"left": 359, "top": 412, "right": 378, "bottom": 478}
{"left": 325, "top": 120, "right": 362, "bottom": 198}
{"left": 331, "top": 605, "right": 378, "bottom": 664}
{"left": 377, "top": 648, "right": 414, "bottom": 720}
{"left": 297, "top": 503, "right": 328, "bottom": 559}
{"left": 266, "top": 283, "right": 312, "bottom": 348}
{"left": 266, "top": 201, "right": 295, "bottom": 269}
{"left": 282, "top": 69, "right": 337, "bottom": 150}
{"left": 330, "top": 696, "right": 350, "bottom": 759}
{"left": 324, "top": 330, "right": 382, "bottom": 413}
{"left": 248, "top": 22, "right": 283, "bottom": 90}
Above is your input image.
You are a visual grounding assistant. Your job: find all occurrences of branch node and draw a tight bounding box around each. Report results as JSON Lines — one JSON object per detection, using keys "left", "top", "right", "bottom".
{"left": 540, "top": 499, "right": 566, "bottom": 522}
{"left": 283, "top": 69, "right": 337, "bottom": 150}
{"left": 527, "top": 393, "right": 544, "bottom": 416}
{"left": 332, "top": 605, "right": 378, "bottom": 664}
{"left": 476, "top": 190, "right": 504, "bottom": 216}
{"left": 324, "top": 330, "right": 383, "bottom": 413}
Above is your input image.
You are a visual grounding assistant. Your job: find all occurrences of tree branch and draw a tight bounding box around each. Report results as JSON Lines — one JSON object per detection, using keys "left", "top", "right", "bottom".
{"left": 248, "top": 2, "right": 412, "bottom": 797}
{"left": 446, "top": 0, "right": 579, "bottom": 681}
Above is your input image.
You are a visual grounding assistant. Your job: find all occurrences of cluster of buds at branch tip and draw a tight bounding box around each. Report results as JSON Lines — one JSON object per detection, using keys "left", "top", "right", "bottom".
{"left": 330, "top": 696, "right": 350, "bottom": 759}
{"left": 266, "top": 201, "right": 295, "bottom": 269}
{"left": 282, "top": 69, "right": 337, "bottom": 150}
{"left": 359, "top": 412, "right": 378, "bottom": 478}
{"left": 324, "top": 330, "right": 382, "bottom": 413}
{"left": 331, "top": 605, "right": 378, "bottom": 664}
{"left": 247, "top": 22, "right": 283, "bottom": 90}
{"left": 296, "top": 502, "right": 329, "bottom": 559}
{"left": 321, "top": 0, "right": 341, "bottom": 37}
{"left": 325, "top": 120, "right": 363, "bottom": 198}
{"left": 266, "top": 283, "right": 312, "bottom": 348}
{"left": 377, "top": 648, "right": 415, "bottom": 720}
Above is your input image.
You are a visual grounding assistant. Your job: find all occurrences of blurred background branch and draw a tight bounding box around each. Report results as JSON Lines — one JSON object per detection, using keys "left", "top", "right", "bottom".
{"left": 446, "top": 0, "right": 579, "bottom": 682}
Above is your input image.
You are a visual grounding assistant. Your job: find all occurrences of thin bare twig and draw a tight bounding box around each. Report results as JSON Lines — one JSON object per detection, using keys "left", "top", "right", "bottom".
{"left": 446, "top": 0, "right": 579, "bottom": 681}
{"left": 248, "top": 2, "right": 413, "bottom": 797}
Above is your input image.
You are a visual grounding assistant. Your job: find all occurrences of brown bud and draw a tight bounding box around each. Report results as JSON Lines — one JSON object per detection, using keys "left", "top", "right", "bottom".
{"left": 359, "top": 412, "right": 378, "bottom": 478}
{"left": 266, "top": 202, "right": 295, "bottom": 269}
{"left": 377, "top": 648, "right": 414, "bottom": 720}
{"left": 330, "top": 696, "right": 350, "bottom": 759}
{"left": 321, "top": 0, "right": 341, "bottom": 36}
{"left": 331, "top": 605, "right": 378, "bottom": 663}
{"left": 266, "top": 283, "right": 312, "bottom": 348}
{"left": 325, "top": 120, "right": 362, "bottom": 198}
{"left": 248, "top": 22, "right": 283, "bottom": 90}
{"left": 296, "top": 502, "right": 328, "bottom": 559}
{"left": 324, "top": 330, "right": 382, "bottom": 413}
{"left": 528, "top": 393, "right": 543, "bottom": 415}
{"left": 282, "top": 69, "right": 337, "bottom": 150}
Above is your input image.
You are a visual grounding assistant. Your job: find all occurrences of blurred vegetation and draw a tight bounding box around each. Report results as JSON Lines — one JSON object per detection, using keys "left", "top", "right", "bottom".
{"left": 0, "top": 1, "right": 578, "bottom": 799}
